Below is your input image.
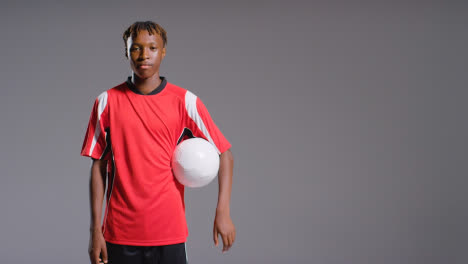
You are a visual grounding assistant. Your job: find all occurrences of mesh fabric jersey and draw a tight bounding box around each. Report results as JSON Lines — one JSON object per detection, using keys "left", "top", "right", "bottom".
{"left": 81, "top": 77, "right": 231, "bottom": 246}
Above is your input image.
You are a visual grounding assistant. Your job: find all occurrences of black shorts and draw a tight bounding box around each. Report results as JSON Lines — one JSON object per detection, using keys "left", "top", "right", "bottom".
{"left": 105, "top": 241, "right": 188, "bottom": 264}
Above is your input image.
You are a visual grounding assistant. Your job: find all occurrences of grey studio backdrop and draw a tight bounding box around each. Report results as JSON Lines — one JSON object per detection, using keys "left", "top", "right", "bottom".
{"left": 0, "top": 1, "right": 466, "bottom": 264}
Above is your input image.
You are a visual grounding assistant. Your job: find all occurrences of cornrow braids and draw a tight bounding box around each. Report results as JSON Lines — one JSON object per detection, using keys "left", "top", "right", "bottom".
{"left": 123, "top": 21, "right": 167, "bottom": 58}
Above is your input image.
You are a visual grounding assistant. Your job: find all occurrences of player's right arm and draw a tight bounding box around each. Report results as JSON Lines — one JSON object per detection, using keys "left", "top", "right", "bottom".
{"left": 88, "top": 158, "right": 108, "bottom": 264}
{"left": 80, "top": 91, "right": 110, "bottom": 263}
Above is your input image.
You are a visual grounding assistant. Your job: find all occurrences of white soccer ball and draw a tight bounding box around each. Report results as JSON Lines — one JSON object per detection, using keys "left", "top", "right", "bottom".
{"left": 171, "top": 138, "right": 220, "bottom": 188}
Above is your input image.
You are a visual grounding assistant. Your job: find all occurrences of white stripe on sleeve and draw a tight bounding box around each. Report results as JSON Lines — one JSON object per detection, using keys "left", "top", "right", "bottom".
{"left": 184, "top": 90, "right": 220, "bottom": 154}
{"left": 89, "top": 91, "right": 108, "bottom": 156}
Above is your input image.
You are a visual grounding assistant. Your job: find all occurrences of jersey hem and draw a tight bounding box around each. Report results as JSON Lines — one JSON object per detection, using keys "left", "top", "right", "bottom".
{"left": 104, "top": 235, "right": 188, "bottom": 246}
{"left": 218, "top": 142, "right": 232, "bottom": 154}
{"left": 80, "top": 152, "right": 106, "bottom": 160}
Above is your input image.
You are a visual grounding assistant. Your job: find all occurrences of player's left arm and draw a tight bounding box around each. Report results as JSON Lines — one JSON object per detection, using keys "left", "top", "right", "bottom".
{"left": 213, "top": 148, "right": 236, "bottom": 252}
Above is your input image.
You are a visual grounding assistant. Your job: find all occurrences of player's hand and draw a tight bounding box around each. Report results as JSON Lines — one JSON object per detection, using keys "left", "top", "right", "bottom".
{"left": 213, "top": 210, "right": 236, "bottom": 252}
{"left": 88, "top": 228, "right": 108, "bottom": 264}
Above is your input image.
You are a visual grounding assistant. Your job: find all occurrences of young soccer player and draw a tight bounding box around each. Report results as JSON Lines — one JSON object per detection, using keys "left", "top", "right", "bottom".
{"left": 81, "top": 21, "right": 235, "bottom": 264}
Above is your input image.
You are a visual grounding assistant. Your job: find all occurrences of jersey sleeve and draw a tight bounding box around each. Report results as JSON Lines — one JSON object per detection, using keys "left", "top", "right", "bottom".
{"left": 183, "top": 90, "right": 231, "bottom": 154}
{"left": 80, "top": 91, "right": 111, "bottom": 160}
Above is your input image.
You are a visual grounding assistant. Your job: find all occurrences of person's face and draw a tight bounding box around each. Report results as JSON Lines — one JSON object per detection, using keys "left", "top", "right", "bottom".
{"left": 126, "top": 30, "right": 166, "bottom": 79}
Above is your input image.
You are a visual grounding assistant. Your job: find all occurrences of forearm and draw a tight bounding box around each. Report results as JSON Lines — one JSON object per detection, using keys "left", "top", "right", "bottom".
{"left": 89, "top": 159, "right": 107, "bottom": 231}
{"left": 216, "top": 149, "right": 234, "bottom": 214}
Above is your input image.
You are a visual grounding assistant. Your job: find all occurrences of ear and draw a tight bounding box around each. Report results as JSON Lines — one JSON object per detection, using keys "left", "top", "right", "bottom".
{"left": 162, "top": 47, "right": 167, "bottom": 59}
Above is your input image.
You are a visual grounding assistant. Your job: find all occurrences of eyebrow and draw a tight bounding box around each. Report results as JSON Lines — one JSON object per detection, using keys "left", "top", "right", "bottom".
{"left": 131, "top": 42, "right": 157, "bottom": 45}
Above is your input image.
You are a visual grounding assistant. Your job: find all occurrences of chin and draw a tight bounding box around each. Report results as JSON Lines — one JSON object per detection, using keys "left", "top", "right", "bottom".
{"left": 134, "top": 71, "right": 156, "bottom": 80}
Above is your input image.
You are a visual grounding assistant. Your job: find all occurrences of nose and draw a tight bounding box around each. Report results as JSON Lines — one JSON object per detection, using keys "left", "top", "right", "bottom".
{"left": 139, "top": 47, "right": 149, "bottom": 60}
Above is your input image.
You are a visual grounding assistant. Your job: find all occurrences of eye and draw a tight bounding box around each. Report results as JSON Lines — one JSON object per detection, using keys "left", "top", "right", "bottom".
{"left": 150, "top": 47, "right": 157, "bottom": 50}
{"left": 130, "top": 47, "right": 140, "bottom": 51}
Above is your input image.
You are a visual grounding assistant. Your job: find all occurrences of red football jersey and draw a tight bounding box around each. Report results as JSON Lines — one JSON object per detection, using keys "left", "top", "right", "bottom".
{"left": 81, "top": 77, "right": 231, "bottom": 246}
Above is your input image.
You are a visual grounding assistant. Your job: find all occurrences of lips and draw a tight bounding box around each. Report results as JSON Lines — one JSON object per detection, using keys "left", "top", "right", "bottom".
{"left": 138, "top": 64, "right": 153, "bottom": 69}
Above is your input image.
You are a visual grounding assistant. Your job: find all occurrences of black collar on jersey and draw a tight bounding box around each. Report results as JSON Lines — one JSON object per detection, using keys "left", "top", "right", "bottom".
{"left": 126, "top": 76, "right": 167, "bottom": 96}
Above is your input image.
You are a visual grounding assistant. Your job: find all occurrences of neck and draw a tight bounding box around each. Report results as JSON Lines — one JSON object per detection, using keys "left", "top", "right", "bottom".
{"left": 131, "top": 73, "right": 161, "bottom": 94}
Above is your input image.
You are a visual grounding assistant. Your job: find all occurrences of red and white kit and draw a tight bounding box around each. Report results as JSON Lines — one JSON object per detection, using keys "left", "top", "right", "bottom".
{"left": 81, "top": 77, "right": 231, "bottom": 246}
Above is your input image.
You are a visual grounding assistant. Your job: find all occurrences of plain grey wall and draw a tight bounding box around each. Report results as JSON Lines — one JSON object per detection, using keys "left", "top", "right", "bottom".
{"left": 0, "top": 1, "right": 466, "bottom": 263}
